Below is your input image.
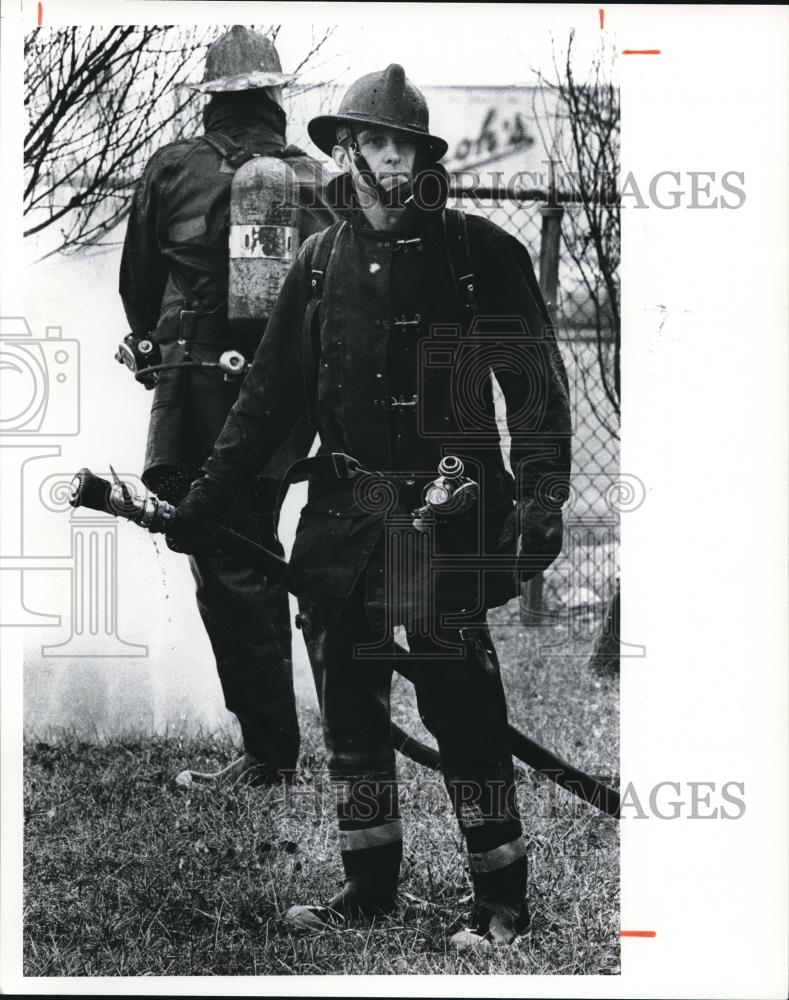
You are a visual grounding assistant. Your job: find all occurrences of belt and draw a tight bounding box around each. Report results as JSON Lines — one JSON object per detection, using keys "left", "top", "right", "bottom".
{"left": 174, "top": 308, "right": 227, "bottom": 348}
{"left": 273, "top": 452, "right": 423, "bottom": 541}
{"left": 153, "top": 307, "right": 230, "bottom": 348}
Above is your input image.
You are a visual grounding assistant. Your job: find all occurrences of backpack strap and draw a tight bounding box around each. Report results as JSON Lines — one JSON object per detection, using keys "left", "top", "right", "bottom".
{"left": 442, "top": 207, "right": 478, "bottom": 326}
{"left": 202, "top": 131, "right": 256, "bottom": 169}
{"left": 302, "top": 220, "right": 347, "bottom": 426}
{"left": 162, "top": 133, "right": 257, "bottom": 315}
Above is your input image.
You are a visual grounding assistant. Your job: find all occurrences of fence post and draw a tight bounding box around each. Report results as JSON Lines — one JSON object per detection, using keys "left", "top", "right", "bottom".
{"left": 538, "top": 210, "right": 563, "bottom": 319}
{"left": 522, "top": 167, "right": 564, "bottom": 626}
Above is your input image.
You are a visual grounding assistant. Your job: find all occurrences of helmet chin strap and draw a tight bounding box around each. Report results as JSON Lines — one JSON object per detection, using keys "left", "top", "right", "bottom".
{"left": 343, "top": 131, "right": 447, "bottom": 214}
{"left": 346, "top": 131, "right": 417, "bottom": 212}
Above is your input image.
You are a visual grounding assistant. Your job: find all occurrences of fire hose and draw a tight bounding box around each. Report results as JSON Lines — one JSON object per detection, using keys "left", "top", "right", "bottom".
{"left": 68, "top": 466, "right": 620, "bottom": 819}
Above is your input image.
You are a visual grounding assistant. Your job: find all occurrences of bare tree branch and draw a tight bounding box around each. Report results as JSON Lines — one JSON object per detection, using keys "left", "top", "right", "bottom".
{"left": 24, "top": 24, "right": 337, "bottom": 254}
{"left": 540, "top": 30, "right": 621, "bottom": 420}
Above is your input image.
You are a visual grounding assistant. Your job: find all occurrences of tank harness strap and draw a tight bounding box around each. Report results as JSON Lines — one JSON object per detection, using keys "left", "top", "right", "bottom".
{"left": 202, "top": 131, "right": 256, "bottom": 169}
{"left": 442, "top": 207, "right": 478, "bottom": 324}
{"left": 162, "top": 133, "right": 257, "bottom": 325}
{"left": 301, "top": 220, "right": 347, "bottom": 426}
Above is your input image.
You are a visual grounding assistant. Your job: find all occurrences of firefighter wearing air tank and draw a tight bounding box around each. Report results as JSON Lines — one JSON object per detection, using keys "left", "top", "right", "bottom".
{"left": 175, "top": 65, "right": 572, "bottom": 947}
{"left": 118, "top": 27, "right": 335, "bottom": 786}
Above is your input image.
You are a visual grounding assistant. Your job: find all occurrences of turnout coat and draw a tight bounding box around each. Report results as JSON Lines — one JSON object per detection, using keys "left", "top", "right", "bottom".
{"left": 119, "top": 97, "right": 335, "bottom": 488}
{"left": 202, "top": 174, "right": 572, "bottom": 627}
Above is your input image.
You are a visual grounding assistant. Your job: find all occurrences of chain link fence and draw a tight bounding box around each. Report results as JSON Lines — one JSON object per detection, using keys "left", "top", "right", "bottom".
{"left": 448, "top": 189, "right": 620, "bottom": 630}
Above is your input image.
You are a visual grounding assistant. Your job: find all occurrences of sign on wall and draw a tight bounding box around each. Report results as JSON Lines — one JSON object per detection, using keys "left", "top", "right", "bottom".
{"left": 286, "top": 85, "right": 563, "bottom": 185}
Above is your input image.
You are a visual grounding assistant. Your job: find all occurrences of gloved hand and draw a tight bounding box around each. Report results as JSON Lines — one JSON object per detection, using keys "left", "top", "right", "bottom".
{"left": 517, "top": 502, "right": 564, "bottom": 582}
{"left": 496, "top": 499, "right": 564, "bottom": 582}
{"left": 165, "top": 475, "right": 227, "bottom": 555}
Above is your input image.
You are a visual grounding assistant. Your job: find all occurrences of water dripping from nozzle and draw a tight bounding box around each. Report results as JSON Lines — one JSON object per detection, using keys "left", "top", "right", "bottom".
{"left": 149, "top": 536, "right": 174, "bottom": 629}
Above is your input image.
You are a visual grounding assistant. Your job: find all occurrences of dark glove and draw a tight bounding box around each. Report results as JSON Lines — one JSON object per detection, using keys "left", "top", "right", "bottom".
{"left": 517, "top": 501, "right": 564, "bottom": 581}
{"left": 496, "top": 499, "right": 564, "bottom": 582}
{"left": 165, "top": 476, "right": 227, "bottom": 555}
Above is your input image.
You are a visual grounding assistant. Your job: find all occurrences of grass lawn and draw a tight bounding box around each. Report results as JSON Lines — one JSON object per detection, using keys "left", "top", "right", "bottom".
{"left": 23, "top": 600, "right": 619, "bottom": 977}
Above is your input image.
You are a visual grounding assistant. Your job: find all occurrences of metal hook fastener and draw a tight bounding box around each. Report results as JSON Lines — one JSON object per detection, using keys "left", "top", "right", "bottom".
{"left": 330, "top": 453, "right": 377, "bottom": 479}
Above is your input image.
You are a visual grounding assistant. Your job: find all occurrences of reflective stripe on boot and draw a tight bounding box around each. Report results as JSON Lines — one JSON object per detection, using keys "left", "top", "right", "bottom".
{"left": 467, "top": 834, "right": 529, "bottom": 934}
{"left": 339, "top": 818, "right": 403, "bottom": 851}
{"left": 468, "top": 833, "right": 528, "bottom": 874}
{"left": 455, "top": 836, "right": 530, "bottom": 951}
{"left": 339, "top": 824, "right": 402, "bottom": 911}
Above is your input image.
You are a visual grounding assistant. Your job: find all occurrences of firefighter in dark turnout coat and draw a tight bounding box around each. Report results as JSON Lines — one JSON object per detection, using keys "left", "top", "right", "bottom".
{"left": 119, "top": 27, "right": 335, "bottom": 784}
{"left": 175, "top": 65, "right": 572, "bottom": 946}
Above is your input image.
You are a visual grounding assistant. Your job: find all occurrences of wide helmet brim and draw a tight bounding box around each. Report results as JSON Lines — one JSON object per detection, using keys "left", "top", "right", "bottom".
{"left": 189, "top": 70, "right": 295, "bottom": 93}
{"left": 308, "top": 113, "right": 449, "bottom": 160}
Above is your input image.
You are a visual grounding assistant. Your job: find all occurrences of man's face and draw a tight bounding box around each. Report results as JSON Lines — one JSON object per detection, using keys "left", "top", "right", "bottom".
{"left": 355, "top": 126, "right": 418, "bottom": 188}
{"left": 332, "top": 125, "right": 419, "bottom": 194}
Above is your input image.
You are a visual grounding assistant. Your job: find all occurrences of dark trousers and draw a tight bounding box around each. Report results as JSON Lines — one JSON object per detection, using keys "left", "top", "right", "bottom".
{"left": 152, "top": 468, "right": 299, "bottom": 774}
{"left": 301, "top": 581, "right": 527, "bottom": 912}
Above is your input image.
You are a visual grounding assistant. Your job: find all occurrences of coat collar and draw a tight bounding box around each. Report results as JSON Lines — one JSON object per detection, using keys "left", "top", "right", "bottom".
{"left": 202, "top": 92, "right": 287, "bottom": 152}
